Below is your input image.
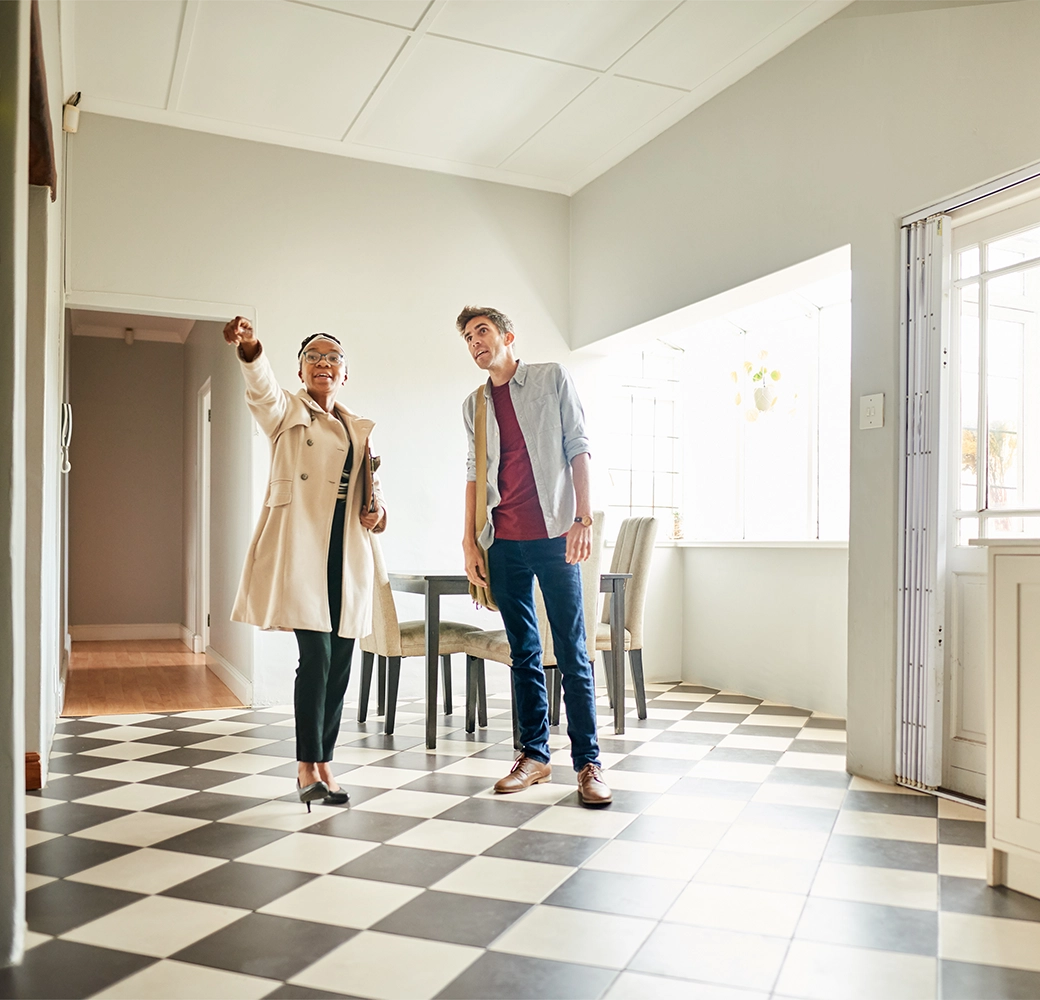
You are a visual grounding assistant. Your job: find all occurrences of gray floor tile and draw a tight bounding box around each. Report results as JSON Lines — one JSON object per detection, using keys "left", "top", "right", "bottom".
{"left": 332, "top": 844, "right": 470, "bottom": 886}
{"left": 669, "top": 777, "right": 759, "bottom": 799}
{"left": 788, "top": 739, "right": 846, "bottom": 755}
{"left": 26, "top": 879, "right": 143, "bottom": 936}
{"left": 648, "top": 731, "right": 721, "bottom": 746}
{"left": 305, "top": 808, "right": 425, "bottom": 842}
{"left": 0, "top": 939, "right": 153, "bottom": 999}
{"left": 36, "top": 775, "right": 123, "bottom": 801}
{"left": 842, "top": 790, "right": 937, "bottom": 817}
{"left": 146, "top": 791, "right": 269, "bottom": 822}
{"left": 803, "top": 717, "right": 846, "bottom": 731}
{"left": 765, "top": 767, "right": 850, "bottom": 788}
{"left": 152, "top": 821, "right": 288, "bottom": 860}
{"left": 133, "top": 730, "right": 225, "bottom": 747}
{"left": 26, "top": 802, "right": 130, "bottom": 835}
{"left": 437, "top": 798, "right": 547, "bottom": 828}
{"left": 46, "top": 754, "right": 117, "bottom": 776}
{"left": 796, "top": 896, "right": 938, "bottom": 956}
{"left": 140, "top": 747, "right": 235, "bottom": 768}
{"left": 401, "top": 773, "right": 498, "bottom": 797}
{"left": 373, "top": 889, "right": 531, "bottom": 947}
{"left": 607, "top": 755, "right": 691, "bottom": 774}
{"left": 141, "top": 767, "right": 247, "bottom": 790}
{"left": 162, "top": 860, "right": 317, "bottom": 909}
{"left": 485, "top": 830, "right": 607, "bottom": 866}
{"left": 435, "top": 952, "right": 615, "bottom": 1000}
{"left": 26, "top": 836, "right": 136, "bottom": 878}
{"left": 54, "top": 720, "right": 115, "bottom": 736}
{"left": 823, "top": 834, "right": 937, "bottom": 872}
{"left": 939, "top": 876, "right": 1040, "bottom": 921}
{"left": 750, "top": 705, "right": 810, "bottom": 717}
{"left": 544, "top": 868, "right": 685, "bottom": 919}
{"left": 939, "top": 818, "right": 985, "bottom": 847}
{"left": 735, "top": 802, "right": 838, "bottom": 831}
{"left": 705, "top": 747, "right": 784, "bottom": 765}
{"left": 941, "top": 959, "right": 1040, "bottom": 1000}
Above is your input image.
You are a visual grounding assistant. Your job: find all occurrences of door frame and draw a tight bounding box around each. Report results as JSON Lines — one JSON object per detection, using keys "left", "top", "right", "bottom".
{"left": 195, "top": 378, "right": 211, "bottom": 655}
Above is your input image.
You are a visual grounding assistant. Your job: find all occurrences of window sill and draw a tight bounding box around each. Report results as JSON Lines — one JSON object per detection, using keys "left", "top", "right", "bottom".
{"left": 668, "top": 539, "right": 849, "bottom": 549}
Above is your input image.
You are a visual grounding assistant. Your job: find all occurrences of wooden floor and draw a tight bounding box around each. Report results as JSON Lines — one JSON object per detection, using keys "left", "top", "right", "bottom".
{"left": 62, "top": 639, "right": 243, "bottom": 717}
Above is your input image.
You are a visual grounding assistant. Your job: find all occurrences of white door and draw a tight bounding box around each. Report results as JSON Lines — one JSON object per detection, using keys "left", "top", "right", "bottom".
{"left": 944, "top": 192, "right": 1040, "bottom": 798}
{"left": 195, "top": 381, "right": 211, "bottom": 654}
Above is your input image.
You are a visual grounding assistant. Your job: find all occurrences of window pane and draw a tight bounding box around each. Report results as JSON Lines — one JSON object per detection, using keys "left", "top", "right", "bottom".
{"left": 986, "top": 223, "right": 1040, "bottom": 272}
{"left": 985, "top": 515, "right": 1040, "bottom": 539}
{"left": 958, "top": 284, "right": 979, "bottom": 509}
{"left": 959, "top": 246, "right": 980, "bottom": 279}
{"left": 957, "top": 517, "right": 979, "bottom": 546}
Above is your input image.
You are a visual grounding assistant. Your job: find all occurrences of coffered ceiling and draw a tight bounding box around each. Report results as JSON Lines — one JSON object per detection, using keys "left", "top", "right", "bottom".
{"left": 61, "top": 0, "right": 849, "bottom": 194}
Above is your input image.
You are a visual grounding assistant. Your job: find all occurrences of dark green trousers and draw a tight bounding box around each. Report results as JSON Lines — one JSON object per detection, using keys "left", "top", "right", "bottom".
{"left": 294, "top": 499, "right": 355, "bottom": 762}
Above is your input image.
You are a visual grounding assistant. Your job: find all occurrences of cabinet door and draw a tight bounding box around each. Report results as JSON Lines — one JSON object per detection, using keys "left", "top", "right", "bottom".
{"left": 993, "top": 554, "right": 1040, "bottom": 853}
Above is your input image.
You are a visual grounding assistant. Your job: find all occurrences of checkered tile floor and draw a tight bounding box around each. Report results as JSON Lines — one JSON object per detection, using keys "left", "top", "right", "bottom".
{"left": 7, "top": 665, "right": 1040, "bottom": 1000}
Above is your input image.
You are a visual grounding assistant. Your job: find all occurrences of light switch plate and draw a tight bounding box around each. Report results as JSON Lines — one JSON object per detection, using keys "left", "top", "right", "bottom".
{"left": 860, "top": 393, "right": 884, "bottom": 429}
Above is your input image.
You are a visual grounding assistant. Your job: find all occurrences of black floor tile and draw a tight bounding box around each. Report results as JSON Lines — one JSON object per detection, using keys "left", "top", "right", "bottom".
{"left": 27, "top": 803, "right": 129, "bottom": 836}
{"left": 796, "top": 896, "right": 938, "bottom": 956}
{"left": 26, "top": 879, "right": 143, "bottom": 936}
{"left": 648, "top": 730, "right": 721, "bottom": 746}
{"left": 46, "top": 754, "right": 115, "bottom": 776}
{"left": 49, "top": 737, "right": 121, "bottom": 754}
{"left": 373, "top": 889, "right": 530, "bottom": 947}
{"left": 332, "top": 845, "right": 469, "bottom": 886}
{"left": 765, "top": 767, "right": 850, "bottom": 788}
{"left": 842, "top": 791, "right": 937, "bottom": 817}
{"left": 939, "top": 818, "right": 986, "bottom": 847}
{"left": 941, "top": 960, "right": 1040, "bottom": 1000}
{"left": 263, "top": 760, "right": 306, "bottom": 778}
{"left": 707, "top": 695, "right": 762, "bottom": 705}
{"left": 141, "top": 768, "right": 247, "bottom": 790}
{"left": 669, "top": 777, "right": 759, "bottom": 800}
{"left": 789, "top": 739, "right": 847, "bottom": 755}
{"left": 401, "top": 773, "right": 497, "bottom": 797}
{"left": 227, "top": 711, "right": 295, "bottom": 725}
{"left": 823, "top": 834, "right": 937, "bottom": 872}
{"left": 485, "top": 830, "right": 606, "bottom": 867}
{"left": 0, "top": 939, "right": 153, "bottom": 999}
{"left": 678, "top": 711, "right": 747, "bottom": 725}
{"left": 139, "top": 747, "right": 234, "bottom": 768}
{"left": 437, "top": 798, "right": 547, "bottom": 828}
{"left": 751, "top": 705, "right": 811, "bottom": 716}
{"left": 804, "top": 717, "right": 846, "bottom": 730}
{"left": 36, "top": 775, "right": 123, "bottom": 801}
{"left": 152, "top": 821, "right": 288, "bottom": 860}
{"left": 607, "top": 755, "right": 690, "bottom": 774}
{"left": 364, "top": 752, "right": 457, "bottom": 771}
{"left": 435, "top": 952, "right": 615, "bottom": 1000}
{"left": 133, "top": 730, "right": 225, "bottom": 747}
{"left": 305, "top": 809, "right": 424, "bottom": 842}
{"left": 731, "top": 724, "right": 801, "bottom": 739}
{"left": 349, "top": 734, "right": 426, "bottom": 752}
{"left": 234, "top": 724, "right": 295, "bottom": 740}
{"left": 162, "top": 861, "right": 317, "bottom": 909}
{"left": 138, "top": 715, "right": 213, "bottom": 730}
{"left": 146, "top": 791, "right": 268, "bottom": 821}
{"left": 544, "top": 868, "right": 685, "bottom": 919}
{"left": 54, "top": 720, "right": 115, "bottom": 735}
{"left": 245, "top": 741, "right": 300, "bottom": 758}
{"left": 735, "top": 802, "right": 838, "bottom": 831}
{"left": 940, "top": 876, "right": 1040, "bottom": 921}
{"left": 265, "top": 986, "right": 359, "bottom": 999}
{"left": 25, "top": 837, "right": 136, "bottom": 878}
{"left": 672, "top": 684, "right": 719, "bottom": 694}
{"left": 470, "top": 745, "right": 526, "bottom": 761}
{"left": 705, "top": 747, "right": 784, "bottom": 765}
{"left": 172, "top": 912, "right": 354, "bottom": 981}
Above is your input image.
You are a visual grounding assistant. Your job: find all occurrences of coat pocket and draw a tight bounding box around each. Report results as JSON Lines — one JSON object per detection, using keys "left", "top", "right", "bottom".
{"left": 266, "top": 479, "right": 293, "bottom": 507}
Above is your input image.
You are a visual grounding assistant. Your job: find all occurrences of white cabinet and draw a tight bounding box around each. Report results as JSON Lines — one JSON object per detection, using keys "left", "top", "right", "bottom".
{"left": 985, "top": 542, "right": 1040, "bottom": 899}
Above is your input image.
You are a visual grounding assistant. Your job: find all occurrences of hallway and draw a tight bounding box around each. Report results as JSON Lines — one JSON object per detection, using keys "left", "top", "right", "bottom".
{"left": 8, "top": 679, "right": 1037, "bottom": 999}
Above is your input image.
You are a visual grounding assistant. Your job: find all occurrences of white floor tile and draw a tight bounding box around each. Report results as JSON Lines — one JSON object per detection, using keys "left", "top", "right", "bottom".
{"left": 25, "top": 829, "right": 60, "bottom": 848}
{"left": 776, "top": 751, "right": 847, "bottom": 772}
{"left": 689, "top": 760, "right": 775, "bottom": 783}
{"left": 810, "top": 862, "right": 938, "bottom": 910}
{"left": 341, "top": 766, "right": 433, "bottom": 789}
{"left": 473, "top": 782, "right": 576, "bottom": 804}
{"left": 75, "top": 761, "right": 183, "bottom": 783}
{"left": 72, "top": 811, "right": 208, "bottom": 847}
{"left": 93, "top": 959, "right": 277, "bottom": 999}
{"left": 259, "top": 874, "right": 422, "bottom": 928}
{"left": 847, "top": 776, "right": 923, "bottom": 795}
{"left": 62, "top": 894, "right": 247, "bottom": 957}
{"left": 352, "top": 789, "right": 467, "bottom": 818}
{"left": 78, "top": 742, "right": 173, "bottom": 761}
{"left": 67, "top": 847, "right": 225, "bottom": 894}
{"left": 23, "top": 797, "right": 63, "bottom": 814}
{"left": 583, "top": 840, "right": 709, "bottom": 880}
{"left": 738, "top": 715, "right": 806, "bottom": 729}
{"left": 652, "top": 691, "right": 712, "bottom": 703}
{"left": 598, "top": 727, "right": 665, "bottom": 744}
{"left": 23, "top": 931, "right": 50, "bottom": 951}
{"left": 386, "top": 818, "right": 513, "bottom": 855}
{"left": 937, "top": 798, "right": 984, "bottom": 821}
{"left": 938, "top": 844, "right": 987, "bottom": 879}
{"left": 643, "top": 795, "right": 746, "bottom": 823}
{"left": 331, "top": 746, "right": 397, "bottom": 765}
{"left": 74, "top": 784, "right": 194, "bottom": 812}
{"left": 194, "top": 753, "right": 287, "bottom": 775}
{"left": 25, "top": 872, "right": 56, "bottom": 890}
{"left": 521, "top": 806, "right": 638, "bottom": 839}
{"left": 432, "top": 855, "right": 574, "bottom": 904}
{"left": 795, "top": 727, "right": 847, "bottom": 743}
{"left": 79, "top": 724, "right": 165, "bottom": 740}
{"left": 717, "top": 734, "right": 793, "bottom": 752}
{"left": 595, "top": 770, "right": 680, "bottom": 793}
{"left": 291, "top": 930, "right": 480, "bottom": 1000}
{"left": 629, "top": 708, "right": 691, "bottom": 721}
{"left": 940, "top": 911, "right": 1040, "bottom": 971}
{"left": 693, "top": 851, "right": 818, "bottom": 894}
{"left": 491, "top": 904, "right": 654, "bottom": 969}
{"left": 668, "top": 720, "right": 739, "bottom": 735}
{"left": 204, "top": 775, "right": 297, "bottom": 799}
{"left": 236, "top": 832, "right": 376, "bottom": 873}
{"left": 437, "top": 757, "right": 513, "bottom": 778}
{"left": 189, "top": 735, "right": 278, "bottom": 753}
{"left": 751, "top": 783, "right": 846, "bottom": 810}
{"left": 629, "top": 741, "right": 712, "bottom": 761}
{"left": 775, "top": 939, "right": 936, "bottom": 999}
{"left": 832, "top": 811, "right": 937, "bottom": 844}
{"left": 606, "top": 972, "right": 767, "bottom": 1000}
{"left": 217, "top": 800, "right": 336, "bottom": 832}
{"left": 667, "top": 882, "right": 806, "bottom": 937}
{"left": 717, "top": 824, "right": 830, "bottom": 861}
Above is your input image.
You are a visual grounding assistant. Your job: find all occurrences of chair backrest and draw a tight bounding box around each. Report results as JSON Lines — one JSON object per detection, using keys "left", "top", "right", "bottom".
{"left": 363, "top": 537, "right": 403, "bottom": 657}
{"left": 601, "top": 516, "right": 657, "bottom": 648}
{"left": 536, "top": 510, "right": 604, "bottom": 665}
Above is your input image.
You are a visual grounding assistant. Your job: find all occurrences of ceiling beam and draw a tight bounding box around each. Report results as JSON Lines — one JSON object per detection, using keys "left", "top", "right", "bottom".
{"left": 166, "top": 0, "right": 201, "bottom": 113}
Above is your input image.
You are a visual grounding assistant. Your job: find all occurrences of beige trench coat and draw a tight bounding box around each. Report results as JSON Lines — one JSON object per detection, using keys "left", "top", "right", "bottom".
{"left": 231, "top": 348, "right": 386, "bottom": 637}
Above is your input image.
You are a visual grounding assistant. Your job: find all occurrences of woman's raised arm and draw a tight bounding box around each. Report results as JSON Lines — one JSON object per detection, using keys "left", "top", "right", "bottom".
{"left": 223, "top": 316, "right": 260, "bottom": 362}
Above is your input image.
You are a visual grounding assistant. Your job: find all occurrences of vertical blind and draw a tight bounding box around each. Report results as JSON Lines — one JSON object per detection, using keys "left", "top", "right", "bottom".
{"left": 897, "top": 215, "right": 949, "bottom": 789}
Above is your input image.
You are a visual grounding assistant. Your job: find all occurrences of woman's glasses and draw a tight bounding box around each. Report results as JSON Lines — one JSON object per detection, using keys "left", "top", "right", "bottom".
{"left": 302, "top": 350, "right": 345, "bottom": 365}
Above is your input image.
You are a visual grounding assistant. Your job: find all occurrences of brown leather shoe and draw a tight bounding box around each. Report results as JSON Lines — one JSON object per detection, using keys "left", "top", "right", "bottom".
{"left": 577, "top": 763, "right": 612, "bottom": 807}
{"left": 494, "top": 755, "right": 552, "bottom": 794}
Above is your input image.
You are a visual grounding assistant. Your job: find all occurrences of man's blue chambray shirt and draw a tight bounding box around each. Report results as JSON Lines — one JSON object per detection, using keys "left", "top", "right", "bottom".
{"left": 464, "top": 360, "right": 590, "bottom": 549}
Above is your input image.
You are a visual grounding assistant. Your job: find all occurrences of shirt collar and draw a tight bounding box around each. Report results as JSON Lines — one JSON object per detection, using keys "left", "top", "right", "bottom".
{"left": 511, "top": 359, "right": 527, "bottom": 386}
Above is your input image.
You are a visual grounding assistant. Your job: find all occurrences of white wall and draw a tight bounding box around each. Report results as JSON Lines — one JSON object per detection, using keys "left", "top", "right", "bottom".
{"left": 66, "top": 115, "right": 572, "bottom": 702}
{"left": 682, "top": 545, "right": 848, "bottom": 717}
{"left": 569, "top": 0, "right": 1040, "bottom": 780}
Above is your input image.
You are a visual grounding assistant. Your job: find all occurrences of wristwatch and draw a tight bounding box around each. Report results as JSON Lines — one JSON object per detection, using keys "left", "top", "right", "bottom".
{"left": 574, "top": 515, "right": 593, "bottom": 527}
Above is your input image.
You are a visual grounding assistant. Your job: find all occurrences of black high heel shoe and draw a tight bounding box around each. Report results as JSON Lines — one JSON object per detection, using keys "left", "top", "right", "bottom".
{"left": 297, "top": 779, "right": 329, "bottom": 813}
{"left": 323, "top": 787, "right": 349, "bottom": 806}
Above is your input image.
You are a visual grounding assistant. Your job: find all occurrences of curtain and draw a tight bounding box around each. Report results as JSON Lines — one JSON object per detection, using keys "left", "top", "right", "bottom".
{"left": 29, "top": 0, "right": 57, "bottom": 201}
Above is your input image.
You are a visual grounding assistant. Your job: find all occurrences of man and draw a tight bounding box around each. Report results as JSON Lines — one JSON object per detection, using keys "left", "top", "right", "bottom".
{"left": 459, "top": 306, "right": 611, "bottom": 807}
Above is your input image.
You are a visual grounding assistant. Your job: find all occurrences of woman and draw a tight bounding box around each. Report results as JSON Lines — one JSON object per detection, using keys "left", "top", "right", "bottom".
{"left": 224, "top": 317, "right": 386, "bottom": 809}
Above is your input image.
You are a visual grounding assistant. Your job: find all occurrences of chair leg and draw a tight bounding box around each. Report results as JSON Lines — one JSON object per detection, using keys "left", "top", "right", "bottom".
{"left": 510, "top": 670, "right": 522, "bottom": 751}
{"left": 476, "top": 659, "right": 487, "bottom": 728}
{"left": 358, "top": 651, "right": 374, "bottom": 723}
{"left": 630, "top": 648, "right": 647, "bottom": 720}
{"left": 603, "top": 650, "right": 615, "bottom": 709}
{"left": 385, "top": 656, "right": 402, "bottom": 735}
{"left": 377, "top": 656, "right": 386, "bottom": 716}
{"left": 441, "top": 654, "right": 453, "bottom": 715}
{"left": 465, "top": 655, "right": 477, "bottom": 733}
{"left": 549, "top": 668, "right": 562, "bottom": 727}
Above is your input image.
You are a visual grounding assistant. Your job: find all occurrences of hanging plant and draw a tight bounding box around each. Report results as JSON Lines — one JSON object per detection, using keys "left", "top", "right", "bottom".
{"left": 731, "top": 350, "right": 781, "bottom": 420}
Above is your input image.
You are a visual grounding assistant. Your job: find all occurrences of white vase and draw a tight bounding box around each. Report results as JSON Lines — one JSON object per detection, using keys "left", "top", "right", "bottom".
{"left": 754, "top": 385, "right": 775, "bottom": 411}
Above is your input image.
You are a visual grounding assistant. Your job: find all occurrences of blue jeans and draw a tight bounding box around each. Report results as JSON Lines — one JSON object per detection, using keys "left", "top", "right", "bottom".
{"left": 487, "top": 536, "right": 601, "bottom": 771}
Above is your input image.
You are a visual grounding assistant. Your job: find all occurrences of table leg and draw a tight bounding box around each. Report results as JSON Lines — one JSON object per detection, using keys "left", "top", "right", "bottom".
{"left": 610, "top": 582, "right": 626, "bottom": 735}
{"left": 425, "top": 584, "right": 441, "bottom": 750}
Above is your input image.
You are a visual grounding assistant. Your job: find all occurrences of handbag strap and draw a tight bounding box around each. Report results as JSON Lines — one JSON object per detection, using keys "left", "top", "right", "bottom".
{"left": 474, "top": 382, "right": 489, "bottom": 544}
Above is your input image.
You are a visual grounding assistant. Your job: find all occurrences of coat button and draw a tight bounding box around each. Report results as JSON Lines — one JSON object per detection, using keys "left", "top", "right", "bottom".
{"left": 300, "top": 473, "right": 308, "bottom": 480}
{"left": 306, "top": 439, "right": 313, "bottom": 446}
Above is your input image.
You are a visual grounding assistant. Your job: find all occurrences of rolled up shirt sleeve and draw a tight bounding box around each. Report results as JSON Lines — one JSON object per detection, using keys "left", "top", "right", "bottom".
{"left": 557, "top": 365, "right": 590, "bottom": 464}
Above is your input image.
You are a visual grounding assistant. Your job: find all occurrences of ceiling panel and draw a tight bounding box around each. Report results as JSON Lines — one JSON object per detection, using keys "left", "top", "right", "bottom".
{"left": 290, "top": 0, "right": 431, "bottom": 30}
{"left": 178, "top": 0, "right": 407, "bottom": 138}
{"left": 352, "top": 35, "right": 597, "bottom": 167}
{"left": 70, "top": 310, "right": 195, "bottom": 343}
{"left": 614, "top": 0, "right": 813, "bottom": 90}
{"left": 74, "top": 0, "right": 185, "bottom": 109}
{"left": 503, "top": 76, "right": 682, "bottom": 181}
{"left": 429, "top": 0, "right": 678, "bottom": 71}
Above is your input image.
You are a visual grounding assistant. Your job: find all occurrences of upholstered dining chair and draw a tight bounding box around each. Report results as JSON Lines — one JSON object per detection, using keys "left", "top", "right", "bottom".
{"left": 358, "top": 545, "right": 480, "bottom": 736}
{"left": 462, "top": 511, "right": 605, "bottom": 744}
{"left": 596, "top": 515, "right": 657, "bottom": 719}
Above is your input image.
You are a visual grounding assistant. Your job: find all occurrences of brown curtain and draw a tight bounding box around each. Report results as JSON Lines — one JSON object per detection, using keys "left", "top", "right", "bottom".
{"left": 29, "top": 0, "right": 57, "bottom": 201}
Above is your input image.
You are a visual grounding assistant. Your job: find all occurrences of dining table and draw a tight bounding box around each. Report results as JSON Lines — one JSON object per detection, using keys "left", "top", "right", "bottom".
{"left": 387, "top": 571, "right": 632, "bottom": 749}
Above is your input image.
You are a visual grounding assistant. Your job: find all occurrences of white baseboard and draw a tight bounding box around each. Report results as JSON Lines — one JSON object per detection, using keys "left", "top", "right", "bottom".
{"left": 178, "top": 624, "right": 195, "bottom": 650}
{"left": 205, "top": 646, "right": 253, "bottom": 706}
{"left": 70, "top": 623, "right": 185, "bottom": 642}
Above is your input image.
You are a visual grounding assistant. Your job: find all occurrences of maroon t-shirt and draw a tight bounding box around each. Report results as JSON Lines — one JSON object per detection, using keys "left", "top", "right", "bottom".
{"left": 491, "top": 381, "right": 547, "bottom": 541}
